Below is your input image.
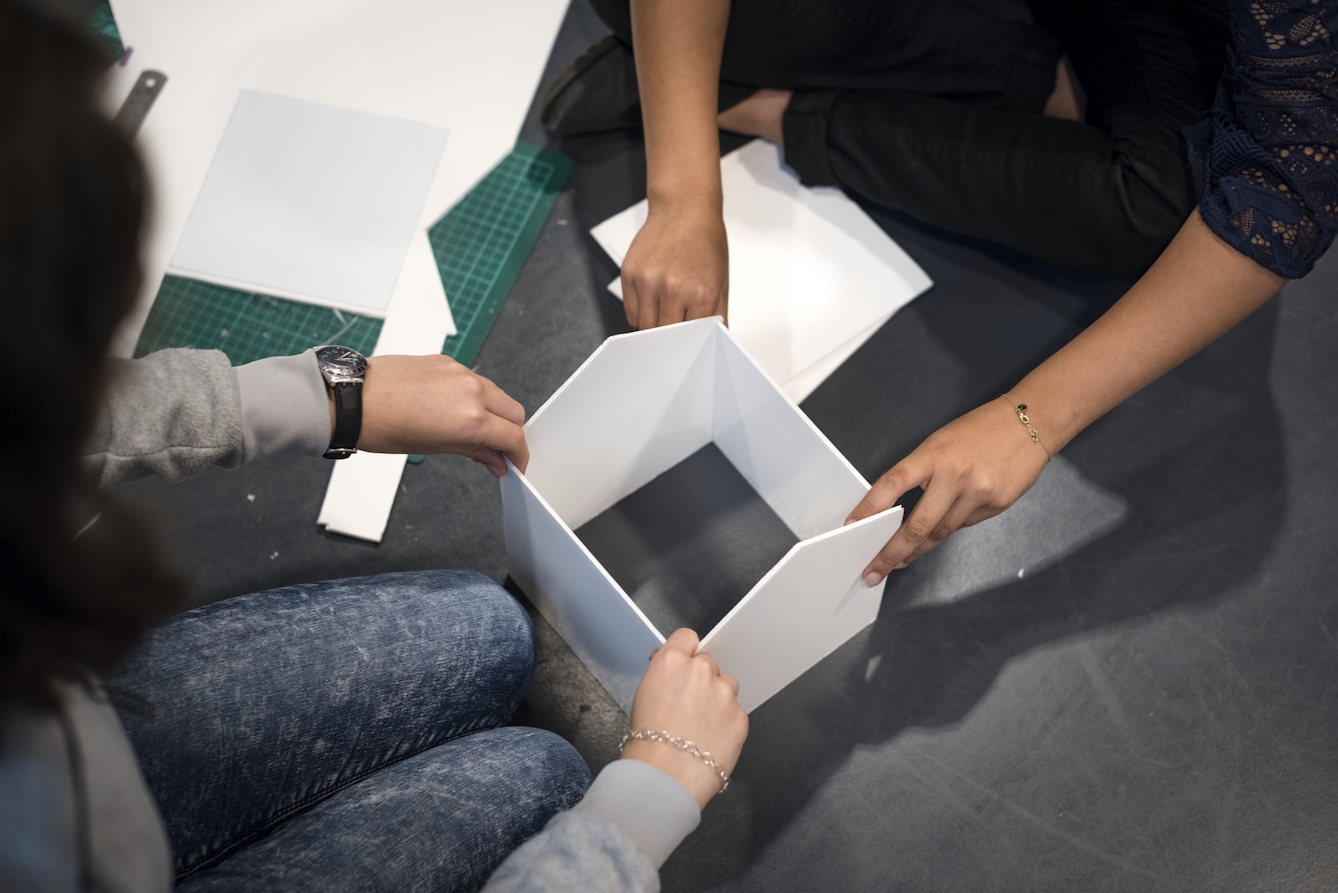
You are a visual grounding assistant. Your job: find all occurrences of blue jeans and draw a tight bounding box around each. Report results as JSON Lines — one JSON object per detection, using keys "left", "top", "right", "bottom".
{"left": 105, "top": 570, "right": 592, "bottom": 892}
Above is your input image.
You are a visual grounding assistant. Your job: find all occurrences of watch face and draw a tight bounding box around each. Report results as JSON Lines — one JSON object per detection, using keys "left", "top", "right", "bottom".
{"left": 317, "top": 345, "right": 368, "bottom": 378}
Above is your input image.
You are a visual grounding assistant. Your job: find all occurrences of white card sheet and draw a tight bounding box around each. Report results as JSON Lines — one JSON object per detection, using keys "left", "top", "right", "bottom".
{"left": 591, "top": 140, "right": 933, "bottom": 403}
{"left": 170, "top": 91, "right": 447, "bottom": 316}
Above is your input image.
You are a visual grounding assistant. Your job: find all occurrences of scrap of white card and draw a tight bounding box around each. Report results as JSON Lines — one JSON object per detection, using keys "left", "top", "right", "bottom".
{"left": 170, "top": 91, "right": 448, "bottom": 316}
{"left": 591, "top": 140, "right": 933, "bottom": 403}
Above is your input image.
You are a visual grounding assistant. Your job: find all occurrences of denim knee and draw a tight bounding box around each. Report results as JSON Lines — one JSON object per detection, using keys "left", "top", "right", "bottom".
{"left": 409, "top": 569, "right": 536, "bottom": 693}
{"left": 495, "top": 727, "right": 593, "bottom": 810}
{"left": 463, "top": 573, "right": 535, "bottom": 680}
{"left": 321, "top": 568, "right": 537, "bottom": 725}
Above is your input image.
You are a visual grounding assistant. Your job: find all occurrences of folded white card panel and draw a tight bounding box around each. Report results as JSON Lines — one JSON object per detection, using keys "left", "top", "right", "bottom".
{"left": 502, "top": 318, "right": 903, "bottom": 713}
{"left": 591, "top": 140, "right": 933, "bottom": 403}
{"left": 171, "top": 91, "right": 447, "bottom": 316}
{"left": 523, "top": 320, "right": 718, "bottom": 531}
{"left": 502, "top": 464, "right": 666, "bottom": 711}
{"left": 699, "top": 512, "right": 898, "bottom": 711}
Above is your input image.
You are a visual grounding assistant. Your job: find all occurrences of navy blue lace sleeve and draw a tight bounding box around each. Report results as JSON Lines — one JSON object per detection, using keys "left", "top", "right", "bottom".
{"left": 1185, "top": 0, "right": 1338, "bottom": 278}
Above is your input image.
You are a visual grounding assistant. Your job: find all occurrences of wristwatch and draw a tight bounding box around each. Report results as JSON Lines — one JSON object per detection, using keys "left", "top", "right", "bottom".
{"left": 315, "top": 345, "right": 369, "bottom": 459}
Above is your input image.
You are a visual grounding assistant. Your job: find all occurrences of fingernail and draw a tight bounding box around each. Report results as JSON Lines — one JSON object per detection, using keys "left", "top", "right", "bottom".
{"left": 895, "top": 561, "right": 907, "bottom": 570}
{"left": 864, "top": 572, "right": 883, "bottom": 588}
{"left": 843, "top": 516, "right": 855, "bottom": 526}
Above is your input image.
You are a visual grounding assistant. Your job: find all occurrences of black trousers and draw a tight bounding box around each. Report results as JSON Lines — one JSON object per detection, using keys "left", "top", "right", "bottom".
{"left": 591, "top": 0, "right": 1228, "bottom": 280}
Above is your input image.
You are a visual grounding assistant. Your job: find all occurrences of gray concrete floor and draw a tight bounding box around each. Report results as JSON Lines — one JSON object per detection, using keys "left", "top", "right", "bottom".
{"left": 121, "top": 3, "right": 1338, "bottom": 890}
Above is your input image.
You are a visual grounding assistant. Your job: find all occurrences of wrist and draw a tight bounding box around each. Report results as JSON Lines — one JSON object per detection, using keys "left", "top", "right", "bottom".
{"left": 620, "top": 741, "right": 718, "bottom": 810}
{"left": 1003, "top": 377, "right": 1089, "bottom": 453}
{"left": 315, "top": 345, "right": 368, "bottom": 459}
{"left": 646, "top": 183, "right": 722, "bottom": 218}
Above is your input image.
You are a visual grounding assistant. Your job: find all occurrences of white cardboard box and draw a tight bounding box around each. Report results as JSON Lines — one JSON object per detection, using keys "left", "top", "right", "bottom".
{"left": 501, "top": 318, "right": 903, "bottom": 713}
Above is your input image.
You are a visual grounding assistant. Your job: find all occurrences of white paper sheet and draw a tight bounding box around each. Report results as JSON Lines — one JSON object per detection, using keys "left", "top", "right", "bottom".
{"left": 171, "top": 91, "right": 447, "bottom": 316}
{"left": 592, "top": 140, "right": 933, "bottom": 403}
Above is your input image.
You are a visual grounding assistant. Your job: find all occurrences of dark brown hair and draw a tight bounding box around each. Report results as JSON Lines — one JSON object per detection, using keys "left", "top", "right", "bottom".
{"left": 0, "top": 0, "right": 185, "bottom": 707}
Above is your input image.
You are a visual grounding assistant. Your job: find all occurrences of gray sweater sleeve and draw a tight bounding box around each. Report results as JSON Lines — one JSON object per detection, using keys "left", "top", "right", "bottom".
{"left": 483, "top": 760, "right": 701, "bottom": 893}
{"left": 83, "top": 348, "right": 330, "bottom": 487}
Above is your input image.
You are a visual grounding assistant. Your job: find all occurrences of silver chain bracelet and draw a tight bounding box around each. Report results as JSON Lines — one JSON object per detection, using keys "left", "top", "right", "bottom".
{"left": 619, "top": 729, "right": 731, "bottom": 794}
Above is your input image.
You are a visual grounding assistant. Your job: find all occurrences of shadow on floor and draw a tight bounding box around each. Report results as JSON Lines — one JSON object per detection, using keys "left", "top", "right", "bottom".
{"left": 660, "top": 298, "right": 1286, "bottom": 890}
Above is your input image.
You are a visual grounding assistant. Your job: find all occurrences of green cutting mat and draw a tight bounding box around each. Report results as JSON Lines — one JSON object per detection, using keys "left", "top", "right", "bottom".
{"left": 89, "top": 2, "right": 125, "bottom": 61}
{"left": 134, "top": 140, "right": 572, "bottom": 367}
{"left": 135, "top": 278, "right": 384, "bottom": 364}
{"left": 433, "top": 141, "right": 572, "bottom": 368}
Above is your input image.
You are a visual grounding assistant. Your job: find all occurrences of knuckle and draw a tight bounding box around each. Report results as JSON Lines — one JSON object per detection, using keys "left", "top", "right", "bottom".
{"left": 461, "top": 407, "right": 488, "bottom": 431}
{"left": 968, "top": 476, "right": 996, "bottom": 499}
{"left": 868, "top": 551, "right": 897, "bottom": 575}
{"left": 905, "top": 518, "right": 933, "bottom": 541}
{"left": 880, "top": 467, "right": 907, "bottom": 489}
{"left": 880, "top": 466, "right": 917, "bottom": 496}
{"left": 970, "top": 464, "right": 994, "bottom": 487}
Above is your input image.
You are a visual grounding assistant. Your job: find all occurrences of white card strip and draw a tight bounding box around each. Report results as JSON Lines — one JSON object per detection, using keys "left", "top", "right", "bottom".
{"left": 317, "top": 452, "right": 410, "bottom": 542}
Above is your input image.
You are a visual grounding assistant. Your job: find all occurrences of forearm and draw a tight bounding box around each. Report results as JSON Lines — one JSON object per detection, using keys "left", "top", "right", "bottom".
{"left": 84, "top": 349, "right": 331, "bottom": 487}
{"left": 1011, "top": 210, "right": 1285, "bottom": 449}
{"left": 855, "top": 213, "right": 1290, "bottom": 575}
{"left": 483, "top": 760, "right": 701, "bottom": 892}
{"left": 83, "top": 349, "right": 245, "bottom": 486}
{"left": 631, "top": 0, "right": 729, "bottom": 211}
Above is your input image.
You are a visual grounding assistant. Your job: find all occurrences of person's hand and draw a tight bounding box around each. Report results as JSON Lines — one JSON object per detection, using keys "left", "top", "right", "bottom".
{"left": 621, "top": 203, "right": 728, "bottom": 329}
{"left": 846, "top": 398, "right": 1051, "bottom": 584}
{"left": 340, "top": 354, "right": 529, "bottom": 477}
{"left": 622, "top": 628, "right": 748, "bottom": 810}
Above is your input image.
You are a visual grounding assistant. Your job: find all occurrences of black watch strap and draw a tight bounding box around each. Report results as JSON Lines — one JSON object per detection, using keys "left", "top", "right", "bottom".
{"left": 324, "top": 381, "right": 363, "bottom": 459}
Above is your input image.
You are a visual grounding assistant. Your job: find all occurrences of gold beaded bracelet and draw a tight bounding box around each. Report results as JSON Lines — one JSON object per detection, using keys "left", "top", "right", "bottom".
{"left": 1000, "top": 393, "right": 1052, "bottom": 460}
{"left": 619, "top": 729, "right": 731, "bottom": 793}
